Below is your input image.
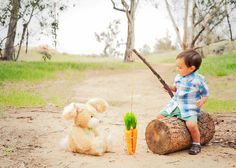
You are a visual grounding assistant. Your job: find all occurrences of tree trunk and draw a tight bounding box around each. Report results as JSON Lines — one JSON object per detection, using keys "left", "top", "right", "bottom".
{"left": 224, "top": 1, "right": 233, "bottom": 41}
{"left": 124, "top": 19, "right": 134, "bottom": 62}
{"left": 3, "top": 0, "right": 20, "bottom": 61}
{"left": 164, "top": 0, "right": 182, "bottom": 49}
{"left": 182, "top": 0, "right": 189, "bottom": 50}
{"left": 145, "top": 112, "right": 215, "bottom": 155}
{"left": 124, "top": 0, "right": 137, "bottom": 62}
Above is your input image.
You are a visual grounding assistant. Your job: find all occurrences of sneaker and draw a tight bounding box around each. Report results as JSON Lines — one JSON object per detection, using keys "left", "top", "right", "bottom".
{"left": 188, "top": 144, "right": 201, "bottom": 155}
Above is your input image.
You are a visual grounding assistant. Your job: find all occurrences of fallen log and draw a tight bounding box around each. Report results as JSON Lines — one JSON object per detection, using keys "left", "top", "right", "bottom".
{"left": 145, "top": 112, "right": 215, "bottom": 154}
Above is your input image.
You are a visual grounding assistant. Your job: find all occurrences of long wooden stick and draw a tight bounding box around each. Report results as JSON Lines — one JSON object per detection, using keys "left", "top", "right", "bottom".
{"left": 132, "top": 49, "right": 174, "bottom": 98}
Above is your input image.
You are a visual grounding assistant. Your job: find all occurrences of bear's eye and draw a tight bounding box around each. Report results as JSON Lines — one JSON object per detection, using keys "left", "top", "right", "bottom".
{"left": 91, "top": 115, "right": 93, "bottom": 118}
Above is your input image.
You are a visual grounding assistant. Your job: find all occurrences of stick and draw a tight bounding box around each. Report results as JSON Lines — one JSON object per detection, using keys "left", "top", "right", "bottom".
{"left": 132, "top": 49, "right": 174, "bottom": 98}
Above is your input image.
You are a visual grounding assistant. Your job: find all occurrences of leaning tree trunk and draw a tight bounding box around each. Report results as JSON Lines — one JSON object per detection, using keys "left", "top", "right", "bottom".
{"left": 145, "top": 112, "right": 215, "bottom": 155}
{"left": 3, "top": 0, "right": 20, "bottom": 61}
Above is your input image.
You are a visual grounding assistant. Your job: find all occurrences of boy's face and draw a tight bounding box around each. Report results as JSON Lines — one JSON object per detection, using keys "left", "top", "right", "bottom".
{"left": 176, "top": 58, "right": 196, "bottom": 76}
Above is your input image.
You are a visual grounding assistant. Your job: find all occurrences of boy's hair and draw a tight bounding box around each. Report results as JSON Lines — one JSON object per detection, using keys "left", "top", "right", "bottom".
{"left": 176, "top": 49, "right": 202, "bottom": 71}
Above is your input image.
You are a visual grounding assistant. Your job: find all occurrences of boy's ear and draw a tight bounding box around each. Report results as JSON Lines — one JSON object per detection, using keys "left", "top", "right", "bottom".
{"left": 190, "top": 65, "right": 196, "bottom": 71}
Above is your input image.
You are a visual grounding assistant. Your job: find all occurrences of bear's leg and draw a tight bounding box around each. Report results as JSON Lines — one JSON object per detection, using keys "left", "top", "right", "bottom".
{"left": 90, "top": 138, "right": 106, "bottom": 156}
{"left": 105, "top": 134, "right": 113, "bottom": 152}
{"left": 60, "top": 135, "right": 68, "bottom": 150}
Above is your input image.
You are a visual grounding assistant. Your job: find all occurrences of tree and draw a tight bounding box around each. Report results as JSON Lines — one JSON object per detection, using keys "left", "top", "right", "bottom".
{"left": 154, "top": 35, "right": 176, "bottom": 53}
{"left": 2, "top": 0, "right": 20, "bottom": 60}
{"left": 164, "top": 0, "right": 236, "bottom": 50}
{"left": 0, "top": 0, "right": 76, "bottom": 61}
{"left": 139, "top": 44, "right": 151, "bottom": 55}
{"left": 110, "top": 0, "right": 139, "bottom": 62}
{"left": 95, "top": 20, "right": 124, "bottom": 57}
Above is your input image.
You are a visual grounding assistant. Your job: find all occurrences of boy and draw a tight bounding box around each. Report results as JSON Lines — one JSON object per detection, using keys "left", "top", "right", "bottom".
{"left": 157, "top": 49, "right": 209, "bottom": 155}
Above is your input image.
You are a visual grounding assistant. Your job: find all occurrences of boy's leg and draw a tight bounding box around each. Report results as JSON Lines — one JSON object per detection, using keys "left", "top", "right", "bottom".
{"left": 157, "top": 107, "right": 181, "bottom": 119}
{"left": 157, "top": 110, "right": 172, "bottom": 119}
{"left": 156, "top": 114, "right": 165, "bottom": 119}
{"left": 185, "top": 119, "right": 201, "bottom": 155}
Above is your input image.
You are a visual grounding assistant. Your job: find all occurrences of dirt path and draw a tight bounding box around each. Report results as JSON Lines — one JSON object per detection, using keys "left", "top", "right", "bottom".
{"left": 0, "top": 65, "right": 235, "bottom": 168}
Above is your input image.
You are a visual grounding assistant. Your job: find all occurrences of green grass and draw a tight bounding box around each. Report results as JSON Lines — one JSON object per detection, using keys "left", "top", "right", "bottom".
{"left": 147, "top": 51, "right": 236, "bottom": 77}
{"left": 146, "top": 50, "right": 177, "bottom": 64}
{"left": 0, "top": 59, "right": 140, "bottom": 108}
{"left": 0, "top": 61, "right": 133, "bottom": 82}
{"left": 200, "top": 52, "right": 236, "bottom": 76}
{"left": 1, "top": 50, "right": 235, "bottom": 113}
{"left": 204, "top": 98, "right": 236, "bottom": 113}
{"left": 0, "top": 89, "right": 46, "bottom": 107}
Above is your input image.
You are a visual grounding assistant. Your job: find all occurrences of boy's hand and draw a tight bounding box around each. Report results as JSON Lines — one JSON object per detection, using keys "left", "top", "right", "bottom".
{"left": 161, "top": 85, "right": 176, "bottom": 93}
{"left": 196, "top": 97, "right": 208, "bottom": 108}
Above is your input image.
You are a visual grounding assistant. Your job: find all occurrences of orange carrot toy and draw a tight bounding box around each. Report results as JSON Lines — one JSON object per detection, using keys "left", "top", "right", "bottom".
{"left": 124, "top": 112, "right": 137, "bottom": 155}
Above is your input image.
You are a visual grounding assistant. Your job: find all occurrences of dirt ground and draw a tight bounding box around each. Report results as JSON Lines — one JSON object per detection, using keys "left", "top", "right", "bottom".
{"left": 0, "top": 65, "right": 235, "bottom": 168}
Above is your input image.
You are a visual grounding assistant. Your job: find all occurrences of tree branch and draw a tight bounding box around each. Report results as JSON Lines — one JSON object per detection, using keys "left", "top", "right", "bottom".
{"left": 164, "top": 0, "right": 182, "bottom": 49}
{"left": 110, "top": 0, "right": 125, "bottom": 12}
{"left": 191, "top": 26, "right": 205, "bottom": 48}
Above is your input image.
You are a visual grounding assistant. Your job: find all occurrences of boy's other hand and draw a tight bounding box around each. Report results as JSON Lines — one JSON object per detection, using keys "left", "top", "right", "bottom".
{"left": 196, "top": 97, "right": 208, "bottom": 108}
{"left": 196, "top": 99, "right": 204, "bottom": 108}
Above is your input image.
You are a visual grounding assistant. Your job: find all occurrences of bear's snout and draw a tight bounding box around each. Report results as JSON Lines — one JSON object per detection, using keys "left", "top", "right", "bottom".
{"left": 88, "top": 117, "right": 100, "bottom": 128}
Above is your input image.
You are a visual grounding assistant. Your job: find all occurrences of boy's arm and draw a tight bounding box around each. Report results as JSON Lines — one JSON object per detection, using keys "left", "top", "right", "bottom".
{"left": 197, "top": 76, "right": 209, "bottom": 108}
{"left": 196, "top": 96, "right": 208, "bottom": 108}
{"left": 163, "top": 84, "right": 176, "bottom": 93}
{"left": 169, "top": 85, "right": 177, "bottom": 92}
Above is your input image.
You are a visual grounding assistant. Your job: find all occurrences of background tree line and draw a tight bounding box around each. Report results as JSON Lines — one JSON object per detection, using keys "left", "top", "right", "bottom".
{"left": 0, "top": 0, "right": 235, "bottom": 62}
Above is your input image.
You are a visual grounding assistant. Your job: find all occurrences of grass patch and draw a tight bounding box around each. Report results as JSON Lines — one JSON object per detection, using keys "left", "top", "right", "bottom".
{"left": 204, "top": 98, "right": 236, "bottom": 113}
{"left": 0, "top": 61, "right": 133, "bottom": 82}
{"left": 0, "top": 89, "right": 46, "bottom": 108}
{"left": 146, "top": 51, "right": 177, "bottom": 64}
{"left": 48, "top": 96, "right": 65, "bottom": 107}
{"left": 200, "top": 52, "right": 236, "bottom": 76}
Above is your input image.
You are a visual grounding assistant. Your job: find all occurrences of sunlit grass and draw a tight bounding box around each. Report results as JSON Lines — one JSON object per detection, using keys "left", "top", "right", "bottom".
{"left": 199, "top": 52, "right": 236, "bottom": 76}
{"left": 204, "top": 98, "right": 236, "bottom": 113}
{"left": 0, "top": 61, "right": 136, "bottom": 82}
{"left": 0, "top": 89, "right": 46, "bottom": 107}
{"left": 1, "top": 50, "right": 236, "bottom": 113}
{"left": 145, "top": 50, "right": 178, "bottom": 64}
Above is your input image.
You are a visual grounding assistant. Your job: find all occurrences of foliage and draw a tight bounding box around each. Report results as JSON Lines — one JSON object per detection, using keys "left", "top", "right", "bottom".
{"left": 0, "top": 60, "right": 134, "bottom": 82}
{"left": 0, "top": 89, "right": 46, "bottom": 107}
{"left": 139, "top": 44, "right": 151, "bottom": 55}
{"left": 0, "top": 0, "right": 77, "bottom": 60}
{"left": 95, "top": 19, "right": 124, "bottom": 57}
{"left": 204, "top": 98, "right": 236, "bottom": 113}
{"left": 38, "top": 45, "right": 52, "bottom": 62}
{"left": 110, "top": 0, "right": 139, "bottom": 62}
{"left": 199, "top": 52, "right": 236, "bottom": 76}
{"left": 124, "top": 112, "right": 137, "bottom": 130}
{"left": 164, "top": 0, "right": 236, "bottom": 49}
{"left": 153, "top": 37, "right": 176, "bottom": 52}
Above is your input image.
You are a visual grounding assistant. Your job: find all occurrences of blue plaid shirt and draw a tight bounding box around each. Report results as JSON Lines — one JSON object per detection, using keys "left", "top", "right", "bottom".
{"left": 162, "top": 71, "right": 209, "bottom": 117}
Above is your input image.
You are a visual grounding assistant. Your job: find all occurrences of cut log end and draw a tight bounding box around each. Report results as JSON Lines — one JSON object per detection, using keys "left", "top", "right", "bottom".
{"left": 145, "top": 112, "right": 215, "bottom": 154}
{"left": 145, "top": 120, "right": 171, "bottom": 154}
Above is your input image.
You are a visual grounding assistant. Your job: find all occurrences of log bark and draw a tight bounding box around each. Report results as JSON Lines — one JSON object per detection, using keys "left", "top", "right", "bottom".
{"left": 145, "top": 112, "right": 215, "bottom": 154}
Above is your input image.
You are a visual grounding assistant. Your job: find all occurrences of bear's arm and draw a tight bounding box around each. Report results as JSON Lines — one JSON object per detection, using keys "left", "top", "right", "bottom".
{"left": 71, "top": 128, "right": 92, "bottom": 151}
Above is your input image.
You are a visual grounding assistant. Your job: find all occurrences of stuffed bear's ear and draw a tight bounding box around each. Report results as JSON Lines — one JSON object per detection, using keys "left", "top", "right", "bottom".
{"left": 86, "top": 98, "right": 109, "bottom": 113}
{"left": 62, "top": 103, "right": 77, "bottom": 120}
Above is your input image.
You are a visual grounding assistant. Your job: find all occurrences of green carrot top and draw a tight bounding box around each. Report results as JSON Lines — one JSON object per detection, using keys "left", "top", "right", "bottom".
{"left": 124, "top": 112, "right": 137, "bottom": 130}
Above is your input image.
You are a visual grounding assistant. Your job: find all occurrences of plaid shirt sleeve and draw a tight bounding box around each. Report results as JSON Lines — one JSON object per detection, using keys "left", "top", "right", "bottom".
{"left": 199, "top": 76, "right": 209, "bottom": 97}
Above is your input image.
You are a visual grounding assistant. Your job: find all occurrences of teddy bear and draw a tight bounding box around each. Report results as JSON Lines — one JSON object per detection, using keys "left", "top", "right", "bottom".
{"left": 60, "top": 98, "right": 112, "bottom": 156}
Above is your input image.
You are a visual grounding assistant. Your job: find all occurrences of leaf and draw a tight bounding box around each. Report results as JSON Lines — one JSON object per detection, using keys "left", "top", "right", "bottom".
{"left": 124, "top": 112, "right": 137, "bottom": 130}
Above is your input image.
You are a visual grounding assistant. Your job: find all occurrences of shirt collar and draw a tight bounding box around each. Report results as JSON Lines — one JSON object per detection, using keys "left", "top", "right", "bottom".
{"left": 182, "top": 71, "right": 197, "bottom": 79}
